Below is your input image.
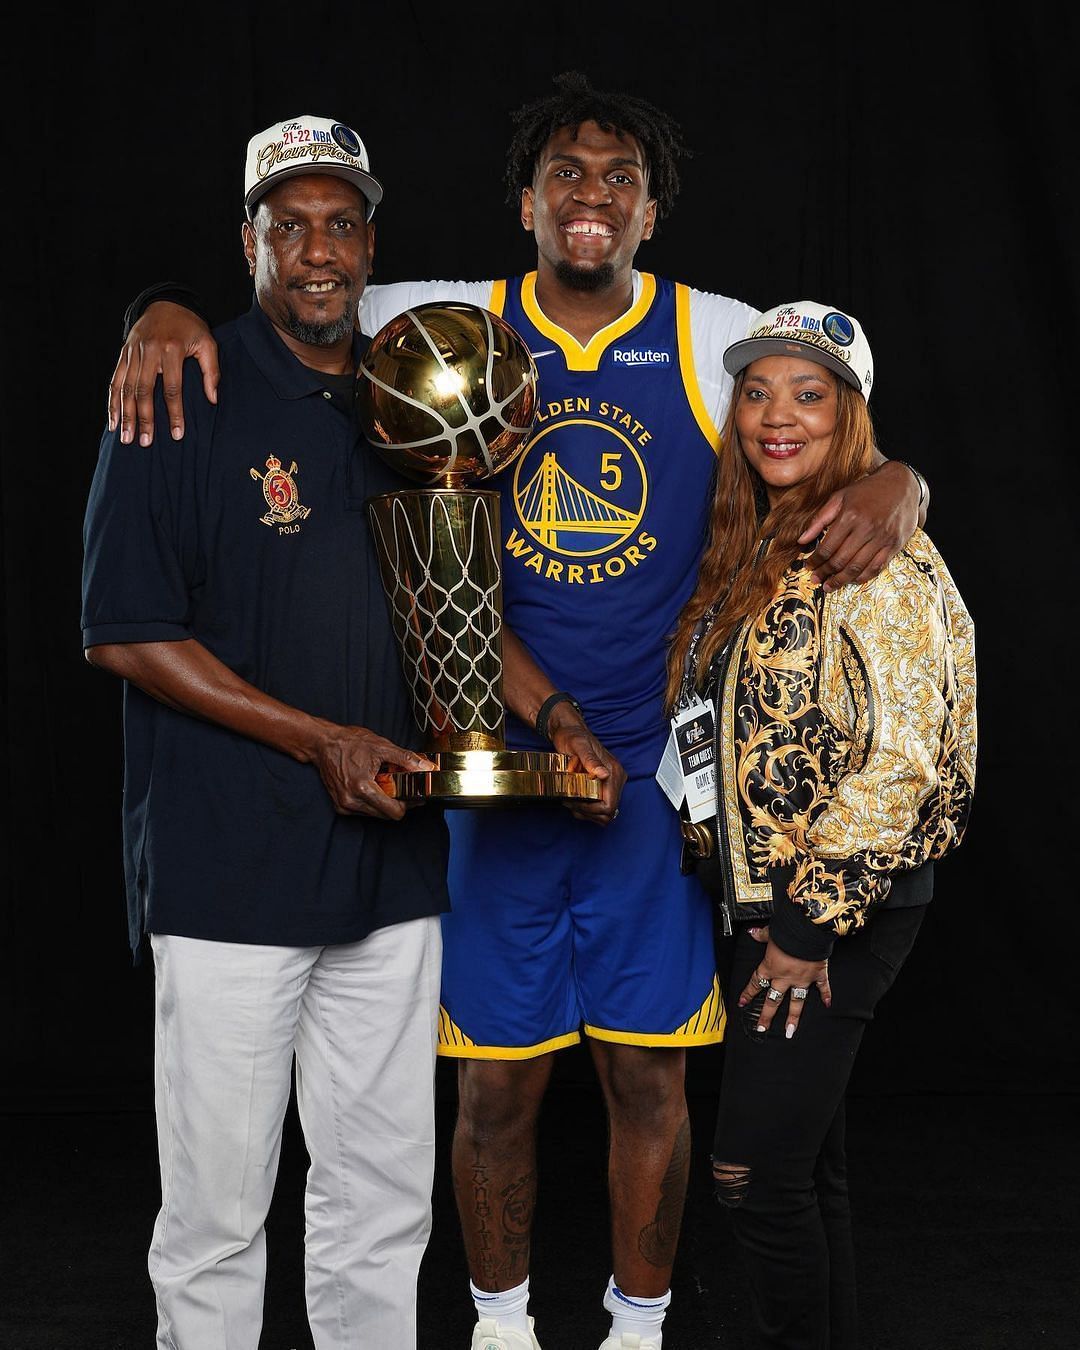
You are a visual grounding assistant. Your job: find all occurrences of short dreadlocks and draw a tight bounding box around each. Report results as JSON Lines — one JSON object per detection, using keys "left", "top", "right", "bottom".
{"left": 504, "top": 70, "right": 690, "bottom": 219}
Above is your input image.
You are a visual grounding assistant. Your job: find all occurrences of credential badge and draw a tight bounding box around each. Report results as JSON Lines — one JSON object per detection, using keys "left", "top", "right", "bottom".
{"left": 250, "top": 455, "right": 311, "bottom": 527}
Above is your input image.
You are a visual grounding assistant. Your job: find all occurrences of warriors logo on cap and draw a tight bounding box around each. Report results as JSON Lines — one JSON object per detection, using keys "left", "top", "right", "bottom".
{"left": 822, "top": 312, "right": 856, "bottom": 347}
{"left": 723, "top": 301, "right": 874, "bottom": 399}
{"left": 331, "top": 123, "right": 362, "bottom": 156}
{"left": 244, "top": 115, "right": 384, "bottom": 221}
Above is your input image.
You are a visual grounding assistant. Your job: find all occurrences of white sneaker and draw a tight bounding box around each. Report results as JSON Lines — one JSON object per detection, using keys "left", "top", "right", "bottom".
{"left": 598, "top": 1335, "right": 660, "bottom": 1350}
{"left": 471, "top": 1315, "right": 542, "bottom": 1350}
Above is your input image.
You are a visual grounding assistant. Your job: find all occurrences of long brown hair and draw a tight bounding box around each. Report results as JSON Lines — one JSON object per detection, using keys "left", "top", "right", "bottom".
{"left": 664, "top": 369, "right": 878, "bottom": 711}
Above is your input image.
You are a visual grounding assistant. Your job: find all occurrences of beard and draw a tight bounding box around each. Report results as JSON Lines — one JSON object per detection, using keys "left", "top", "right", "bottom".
{"left": 280, "top": 302, "right": 356, "bottom": 347}
{"left": 554, "top": 259, "right": 616, "bottom": 292}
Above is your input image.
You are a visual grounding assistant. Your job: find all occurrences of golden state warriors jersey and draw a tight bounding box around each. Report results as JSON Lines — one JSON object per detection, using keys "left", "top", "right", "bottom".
{"left": 360, "top": 272, "right": 759, "bottom": 776}
{"left": 490, "top": 272, "right": 718, "bottom": 773}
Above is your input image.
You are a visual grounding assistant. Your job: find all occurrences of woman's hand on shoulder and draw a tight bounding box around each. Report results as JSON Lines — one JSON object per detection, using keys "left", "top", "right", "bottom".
{"left": 108, "top": 301, "right": 218, "bottom": 446}
{"left": 798, "top": 459, "right": 921, "bottom": 592}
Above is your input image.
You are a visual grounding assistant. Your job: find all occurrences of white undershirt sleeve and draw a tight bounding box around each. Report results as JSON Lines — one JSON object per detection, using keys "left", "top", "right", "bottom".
{"left": 686, "top": 290, "right": 762, "bottom": 437}
{"left": 358, "top": 280, "right": 497, "bottom": 338}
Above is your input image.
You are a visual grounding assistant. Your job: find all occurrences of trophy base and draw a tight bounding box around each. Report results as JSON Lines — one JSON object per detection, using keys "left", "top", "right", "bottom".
{"left": 384, "top": 750, "right": 603, "bottom": 807}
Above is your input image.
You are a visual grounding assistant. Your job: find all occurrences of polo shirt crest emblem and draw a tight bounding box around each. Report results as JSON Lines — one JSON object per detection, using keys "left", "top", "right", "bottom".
{"left": 249, "top": 455, "right": 312, "bottom": 528}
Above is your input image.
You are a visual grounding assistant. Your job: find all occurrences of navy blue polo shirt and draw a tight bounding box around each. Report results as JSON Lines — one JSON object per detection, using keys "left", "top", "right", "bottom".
{"left": 82, "top": 298, "right": 450, "bottom": 953}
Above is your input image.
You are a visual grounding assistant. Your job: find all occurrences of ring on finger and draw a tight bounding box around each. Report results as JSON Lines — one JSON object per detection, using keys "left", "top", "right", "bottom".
{"left": 766, "top": 988, "right": 783, "bottom": 1003}
{"left": 756, "top": 975, "right": 771, "bottom": 990}
{"left": 791, "top": 987, "right": 809, "bottom": 1001}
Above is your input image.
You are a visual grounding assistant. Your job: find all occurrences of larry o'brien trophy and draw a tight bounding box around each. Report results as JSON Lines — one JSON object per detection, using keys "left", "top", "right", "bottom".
{"left": 356, "top": 301, "right": 601, "bottom": 807}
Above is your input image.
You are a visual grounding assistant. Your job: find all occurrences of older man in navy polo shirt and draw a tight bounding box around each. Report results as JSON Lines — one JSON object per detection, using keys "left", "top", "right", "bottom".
{"left": 82, "top": 116, "right": 455, "bottom": 1350}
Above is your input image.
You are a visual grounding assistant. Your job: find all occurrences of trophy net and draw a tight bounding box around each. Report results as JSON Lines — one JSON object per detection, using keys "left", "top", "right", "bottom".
{"left": 368, "top": 490, "right": 505, "bottom": 752}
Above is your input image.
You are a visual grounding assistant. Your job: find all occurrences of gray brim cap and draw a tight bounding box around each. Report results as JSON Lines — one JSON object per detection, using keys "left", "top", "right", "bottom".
{"left": 244, "top": 115, "right": 383, "bottom": 221}
{"left": 723, "top": 301, "right": 873, "bottom": 399}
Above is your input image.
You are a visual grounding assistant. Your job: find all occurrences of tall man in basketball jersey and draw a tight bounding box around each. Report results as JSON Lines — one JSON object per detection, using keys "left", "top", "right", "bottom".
{"left": 108, "top": 73, "right": 927, "bottom": 1350}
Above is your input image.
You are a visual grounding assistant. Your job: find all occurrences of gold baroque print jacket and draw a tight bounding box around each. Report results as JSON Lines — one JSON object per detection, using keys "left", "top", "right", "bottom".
{"left": 689, "top": 529, "right": 976, "bottom": 957}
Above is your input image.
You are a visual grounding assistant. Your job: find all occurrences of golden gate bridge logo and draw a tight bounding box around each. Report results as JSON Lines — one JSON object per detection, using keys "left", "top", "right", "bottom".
{"left": 512, "top": 422, "right": 647, "bottom": 557}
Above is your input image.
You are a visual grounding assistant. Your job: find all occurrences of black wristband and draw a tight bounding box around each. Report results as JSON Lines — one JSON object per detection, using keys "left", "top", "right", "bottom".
{"left": 768, "top": 880, "right": 836, "bottom": 962}
{"left": 535, "top": 691, "right": 583, "bottom": 741}
{"left": 122, "top": 281, "right": 212, "bottom": 340}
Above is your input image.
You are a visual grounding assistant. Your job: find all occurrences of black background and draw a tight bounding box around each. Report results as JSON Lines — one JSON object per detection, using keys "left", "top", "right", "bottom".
{"left": 2, "top": 3, "right": 1076, "bottom": 1119}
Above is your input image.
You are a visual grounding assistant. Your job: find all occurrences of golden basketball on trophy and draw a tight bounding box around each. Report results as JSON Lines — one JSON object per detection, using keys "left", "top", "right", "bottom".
{"left": 356, "top": 301, "right": 601, "bottom": 807}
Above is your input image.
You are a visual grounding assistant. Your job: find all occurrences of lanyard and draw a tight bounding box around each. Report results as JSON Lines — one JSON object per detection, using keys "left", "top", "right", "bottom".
{"left": 676, "top": 606, "right": 717, "bottom": 712}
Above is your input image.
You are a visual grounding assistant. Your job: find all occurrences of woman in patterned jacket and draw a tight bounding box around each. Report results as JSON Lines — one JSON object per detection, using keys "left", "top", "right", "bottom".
{"left": 665, "top": 301, "right": 976, "bottom": 1350}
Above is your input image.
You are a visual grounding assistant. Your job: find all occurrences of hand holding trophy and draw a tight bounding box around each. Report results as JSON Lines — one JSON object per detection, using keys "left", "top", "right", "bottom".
{"left": 357, "top": 301, "right": 600, "bottom": 807}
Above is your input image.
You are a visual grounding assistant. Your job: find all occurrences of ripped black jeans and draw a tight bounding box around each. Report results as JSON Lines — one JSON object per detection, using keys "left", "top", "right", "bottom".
{"left": 712, "top": 904, "right": 926, "bottom": 1350}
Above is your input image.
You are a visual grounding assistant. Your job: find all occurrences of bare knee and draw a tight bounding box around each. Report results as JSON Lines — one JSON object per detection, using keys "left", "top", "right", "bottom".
{"left": 713, "top": 1159, "right": 751, "bottom": 1209}
{"left": 457, "top": 1057, "right": 552, "bottom": 1144}
{"left": 595, "top": 1044, "right": 686, "bottom": 1129}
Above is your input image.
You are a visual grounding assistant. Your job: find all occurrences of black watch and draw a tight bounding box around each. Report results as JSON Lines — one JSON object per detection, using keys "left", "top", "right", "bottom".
{"left": 535, "top": 691, "right": 583, "bottom": 741}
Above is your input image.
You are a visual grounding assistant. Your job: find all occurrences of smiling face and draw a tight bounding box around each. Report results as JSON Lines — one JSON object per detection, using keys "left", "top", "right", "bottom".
{"left": 242, "top": 174, "right": 374, "bottom": 354}
{"left": 734, "top": 355, "right": 840, "bottom": 506}
{"left": 521, "top": 119, "right": 657, "bottom": 292}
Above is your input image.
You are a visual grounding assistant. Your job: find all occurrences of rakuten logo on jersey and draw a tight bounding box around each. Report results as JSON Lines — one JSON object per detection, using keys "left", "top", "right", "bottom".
{"left": 612, "top": 348, "right": 671, "bottom": 366}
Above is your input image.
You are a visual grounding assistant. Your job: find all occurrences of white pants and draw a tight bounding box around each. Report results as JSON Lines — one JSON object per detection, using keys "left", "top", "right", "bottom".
{"left": 148, "top": 916, "right": 442, "bottom": 1350}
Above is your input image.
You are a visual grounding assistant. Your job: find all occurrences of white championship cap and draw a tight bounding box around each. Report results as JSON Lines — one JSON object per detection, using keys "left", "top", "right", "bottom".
{"left": 244, "top": 116, "right": 383, "bottom": 221}
{"left": 723, "top": 301, "right": 874, "bottom": 399}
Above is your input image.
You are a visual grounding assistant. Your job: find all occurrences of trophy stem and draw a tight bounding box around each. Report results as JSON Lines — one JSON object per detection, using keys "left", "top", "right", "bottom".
{"left": 367, "top": 487, "right": 598, "bottom": 805}
{"left": 432, "top": 730, "right": 503, "bottom": 753}
{"left": 367, "top": 487, "right": 507, "bottom": 745}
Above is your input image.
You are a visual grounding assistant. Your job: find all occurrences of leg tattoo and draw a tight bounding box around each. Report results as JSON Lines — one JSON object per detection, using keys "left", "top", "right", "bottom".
{"left": 637, "top": 1117, "right": 691, "bottom": 1268}
{"left": 498, "top": 1170, "right": 537, "bottom": 1282}
{"left": 457, "top": 1153, "right": 537, "bottom": 1287}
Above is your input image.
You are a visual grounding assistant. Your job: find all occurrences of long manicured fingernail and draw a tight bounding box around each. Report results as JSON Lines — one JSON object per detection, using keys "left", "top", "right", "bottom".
{"left": 756, "top": 1024, "right": 766, "bottom": 1033}
{"left": 140, "top": 432, "right": 151, "bottom": 447}
{"left": 172, "top": 426, "right": 183, "bottom": 441}
{"left": 738, "top": 996, "right": 748, "bottom": 1007}
{"left": 785, "top": 1024, "right": 795, "bottom": 1039}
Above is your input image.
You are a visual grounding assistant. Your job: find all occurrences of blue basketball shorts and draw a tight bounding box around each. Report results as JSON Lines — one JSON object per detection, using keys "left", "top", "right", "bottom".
{"left": 437, "top": 775, "right": 726, "bottom": 1058}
